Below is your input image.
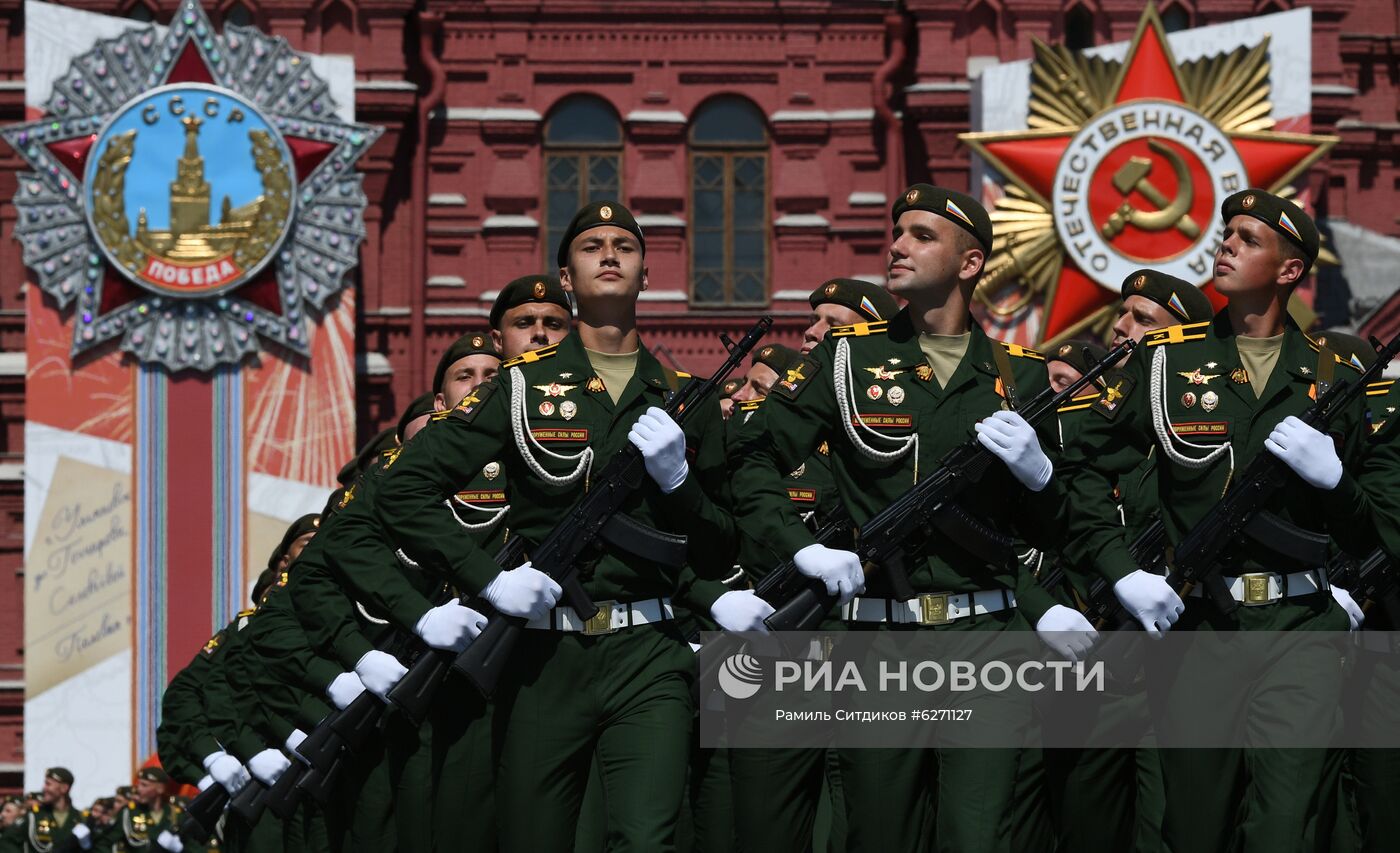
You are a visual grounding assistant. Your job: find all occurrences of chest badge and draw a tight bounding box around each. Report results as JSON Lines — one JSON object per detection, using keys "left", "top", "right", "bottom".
{"left": 539, "top": 401, "right": 556, "bottom": 416}
{"left": 887, "top": 386, "right": 906, "bottom": 406}
{"left": 534, "top": 382, "right": 577, "bottom": 398}
{"left": 560, "top": 400, "right": 578, "bottom": 420}
{"left": 864, "top": 365, "right": 905, "bottom": 381}
{"left": 866, "top": 385, "right": 883, "bottom": 400}
{"left": 1181, "top": 392, "right": 1197, "bottom": 408}
{"left": 1178, "top": 368, "right": 1221, "bottom": 386}
{"left": 1201, "top": 391, "right": 1219, "bottom": 412}
{"left": 483, "top": 461, "right": 501, "bottom": 480}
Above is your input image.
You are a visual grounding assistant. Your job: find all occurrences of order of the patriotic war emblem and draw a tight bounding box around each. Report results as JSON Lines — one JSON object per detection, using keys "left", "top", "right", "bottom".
{"left": 2, "top": 0, "right": 381, "bottom": 371}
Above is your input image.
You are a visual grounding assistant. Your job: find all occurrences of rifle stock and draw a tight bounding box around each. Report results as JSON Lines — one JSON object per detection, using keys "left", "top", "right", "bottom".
{"left": 228, "top": 777, "right": 269, "bottom": 825}
{"left": 264, "top": 760, "right": 306, "bottom": 820}
{"left": 178, "top": 785, "right": 228, "bottom": 843}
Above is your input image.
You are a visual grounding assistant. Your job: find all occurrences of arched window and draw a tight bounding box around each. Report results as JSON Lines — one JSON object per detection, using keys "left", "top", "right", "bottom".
{"left": 544, "top": 96, "right": 623, "bottom": 268}
{"left": 1065, "top": 6, "right": 1096, "bottom": 52}
{"left": 1160, "top": 4, "right": 1191, "bottom": 32}
{"left": 689, "top": 96, "right": 768, "bottom": 306}
{"left": 224, "top": 2, "right": 256, "bottom": 28}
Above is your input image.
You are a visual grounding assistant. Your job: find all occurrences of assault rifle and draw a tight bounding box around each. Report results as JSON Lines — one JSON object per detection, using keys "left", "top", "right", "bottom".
{"left": 759, "top": 338, "right": 1137, "bottom": 632}
{"left": 1329, "top": 547, "right": 1400, "bottom": 627}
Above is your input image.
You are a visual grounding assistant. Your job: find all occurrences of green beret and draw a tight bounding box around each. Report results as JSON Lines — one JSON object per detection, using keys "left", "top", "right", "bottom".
{"left": 432, "top": 332, "right": 499, "bottom": 395}
{"left": 751, "top": 343, "right": 802, "bottom": 377}
{"left": 45, "top": 768, "right": 73, "bottom": 786}
{"left": 114, "top": 787, "right": 132, "bottom": 798}
{"left": 891, "top": 183, "right": 993, "bottom": 253}
{"left": 720, "top": 378, "right": 742, "bottom": 399}
{"left": 337, "top": 427, "right": 398, "bottom": 487}
{"left": 1120, "top": 268, "right": 1214, "bottom": 324}
{"left": 1047, "top": 340, "right": 1109, "bottom": 377}
{"left": 489, "top": 273, "right": 571, "bottom": 329}
{"left": 555, "top": 201, "right": 645, "bottom": 269}
{"left": 1314, "top": 330, "right": 1377, "bottom": 371}
{"left": 267, "top": 513, "right": 320, "bottom": 572}
{"left": 809, "top": 278, "right": 899, "bottom": 322}
{"left": 395, "top": 391, "right": 438, "bottom": 443}
{"left": 1221, "top": 189, "right": 1318, "bottom": 270}
{"left": 136, "top": 767, "right": 169, "bottom": 784}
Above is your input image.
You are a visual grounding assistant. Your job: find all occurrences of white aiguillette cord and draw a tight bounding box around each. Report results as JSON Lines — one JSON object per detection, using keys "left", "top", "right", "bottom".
{"left": 1150, "top": 345, "right": 1234, "bottom": 484}
{"left": 833, "top": 337, "right": 918, "bottom": 477}
{"left": 509, "top": 365, "right": 592, "bottom": 486}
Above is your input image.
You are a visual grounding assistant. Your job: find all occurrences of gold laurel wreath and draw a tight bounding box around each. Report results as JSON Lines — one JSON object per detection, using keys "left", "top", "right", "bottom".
{"left": 89, "top": 126, "right": 293, "bottom": 278}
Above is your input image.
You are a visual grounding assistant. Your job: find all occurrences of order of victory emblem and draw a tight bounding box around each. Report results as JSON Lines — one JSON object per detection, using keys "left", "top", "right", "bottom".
{"left": 2, "top": 1, "right": 381, "bottom": 371}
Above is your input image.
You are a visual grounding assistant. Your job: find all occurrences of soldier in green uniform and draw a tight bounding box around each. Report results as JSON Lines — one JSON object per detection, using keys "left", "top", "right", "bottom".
{"left": 0, "top": 769, "right": 79, "bottom": 853}
{"left": 96, "top": 768, "right": 177, "bottom": 852}
{"left": 1058, "top": 189, "right": 1375, "bottom": 852}
{"left": 732, "top": 184, "right": 1079, "bottom": 853}
{"left": 0, "top": 798, "right": 21, "bottom": 831}
{"left": 1044, "top": 269, "right": 1213, "bottom": 853}
{"left": 371, "top": 201, "right": 742, "bottom": 851}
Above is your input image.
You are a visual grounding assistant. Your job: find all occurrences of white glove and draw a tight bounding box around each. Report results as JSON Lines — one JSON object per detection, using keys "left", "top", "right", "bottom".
{"left": 710, "top": 590, "right": 776, "bottom": 633}
{"left": 202, "top": 751, "right": 250, "bottom": 794}
{"left": 974, "top": 410, "right": 1053, "bottom": 492}
{"left": 284, "top": 729, "right": 309, "bottom": 764}
{"left": 354, "top": 650, "right": 408, "bottom": 701}
{"left": 482, "top": 563, "right": 562, "bottom": 621}
{"left": 248, "top": 748, "right": 291, "bottom": 786}
{"left": 1035, "top": 604, "right": 1099, "bottom": 662}
{"left": 1113, "top": 569, "right": 1184, "bottom": 638}
{"left": 71, "top": 824, "right": 91, "bottom": 849}
{"left": 157, "top": 829, "right": 184, "bottom": 852}
{"left": 1265, "top": 415, "right": 1343, "bottom": 490}
{"left": 793, "top": 544, "right": 865, "bottom": 606}
{"left": 196, "top": 775, "right": 215, "bottom": 792}
{"left": 325, "top": 671, "right": 366, "bottom": 710}
{"left": 628, "top": 406, "right": 690, "bottom": 493}
{"left": 414, "top": 601, "right": 488, "bottom": 652}
{"left": 1332, "top": 586, "right": 1365, "bottom": 631}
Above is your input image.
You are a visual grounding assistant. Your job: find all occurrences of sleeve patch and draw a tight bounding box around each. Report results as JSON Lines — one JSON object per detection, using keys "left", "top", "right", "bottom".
{"left": 771, "top": 356, "right": 821, "bottom": 400}
{"left": 1091, "top": 374, "right": 1135, "bottom": 420}
{"left": 440, "top": 380, "right": 498, "bottom": 425}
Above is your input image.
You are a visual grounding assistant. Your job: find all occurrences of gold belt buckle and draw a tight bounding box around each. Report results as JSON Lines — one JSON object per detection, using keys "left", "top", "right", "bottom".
{"left": 918, "top": 593, "right": 952, "bottom": 626}
{"left": 1240, "top": 573, "right": 1274, "bottom": 606}
{"left": 582, "top": 601, "right": 618, "bottom": 636}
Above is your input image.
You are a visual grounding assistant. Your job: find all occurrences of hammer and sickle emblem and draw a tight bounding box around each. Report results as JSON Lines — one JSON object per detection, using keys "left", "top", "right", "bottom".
{"left": 1101, "top": 139, "right": 1201, "bottom": 240}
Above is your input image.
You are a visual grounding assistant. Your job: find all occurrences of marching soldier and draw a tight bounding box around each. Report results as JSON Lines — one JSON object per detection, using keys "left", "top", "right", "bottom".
{"left": 1045, "top": 269, "right": 1213, "bottom": 853}
{"left": 97, "top": 768, "right": 178, "bottom": 852}
{"left": 1058, "top": 189, "right": 1375, "bottom": 852}
{"left": 732, "top": 184, "right": 1077, "bottom": 852}
{"left": 371, "top": 200, "right": 743, "bottom": 850}
{"left": 0, "top": 769, "right": 80, "bottom": 853}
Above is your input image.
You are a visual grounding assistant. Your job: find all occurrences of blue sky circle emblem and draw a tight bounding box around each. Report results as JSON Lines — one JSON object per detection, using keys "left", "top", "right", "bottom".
{"left": 85, "top": 83, "right": 295, "bottom": 298}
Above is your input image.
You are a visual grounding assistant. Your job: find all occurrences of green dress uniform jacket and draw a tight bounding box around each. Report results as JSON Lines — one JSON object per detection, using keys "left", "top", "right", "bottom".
{"left": 731, "top": 309, "right": 1064, "bottom": 616}
{"left": 0, "top": 805, "right": 77, "bottom": 853}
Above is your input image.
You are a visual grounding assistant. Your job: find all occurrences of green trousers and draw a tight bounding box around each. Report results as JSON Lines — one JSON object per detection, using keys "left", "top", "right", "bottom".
{"left": 729, "top": 748, "right": 838, "bottom": 853}
{"left": 1344, "top": 644, "right": 1400, "bottom": 853}
{"left": 495, "top": 624, "right": 695, "bottom": 852}
{"left": 1155, "top": 597, "right": 1347, "bottom": 853}
{"left": 426, "top": 675, "right": 496, "bottom": 852}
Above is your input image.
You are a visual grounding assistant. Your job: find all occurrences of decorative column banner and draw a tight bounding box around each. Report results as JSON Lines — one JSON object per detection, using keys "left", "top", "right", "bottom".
{"left": 8, "top": 0, "right": 377, "bottom": 801}
{"left": 961, "top": 4, "right": 1336, "bottom": 347}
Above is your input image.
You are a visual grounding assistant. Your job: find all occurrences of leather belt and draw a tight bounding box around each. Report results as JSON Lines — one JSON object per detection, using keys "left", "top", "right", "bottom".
{"left": 526, "top": 597, "right": 674, "bottom": 635}
{"left": 842, "top": 590, "right": 1017, "bottom": 626}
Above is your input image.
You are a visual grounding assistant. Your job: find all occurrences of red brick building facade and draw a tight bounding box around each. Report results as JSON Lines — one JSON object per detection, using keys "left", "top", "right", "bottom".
{"left": 1, "top": 0, "right": 1396, "bottom": 791}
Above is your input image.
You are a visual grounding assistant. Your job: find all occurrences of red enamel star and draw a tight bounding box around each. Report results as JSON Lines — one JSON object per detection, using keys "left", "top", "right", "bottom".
{"left": 960, "top": 4, "right": 1335, "bottom": 344}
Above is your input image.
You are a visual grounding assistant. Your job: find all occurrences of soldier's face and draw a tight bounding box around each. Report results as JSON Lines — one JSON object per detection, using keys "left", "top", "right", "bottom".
{"left": 281, "top": 530, "right": 317, "bottom": 569}
{"left": 135, "top": 779, "right": 164, "bottom": 805}
{"left": 0, "top": 802, "right": 19, "bottom": 826}
{"left": 1214, "top": 215, "right": 1305, "bottom": 297}
{"left": 492, "top": 303, "right": 570, "bottom": 360}
{"left": 887, "top": 211, "right": 984, "bottom": 298}
{"left": 41, "top": 778, "right": 67, "bottom": 805}
{"left": 733, "top": 363, "right": 780, "bottom": 402}
{"left": 1112, "top": 294, "right": 1177, "bottom": 355}
{"left": 803, "top": 303, "right": 863, "bottom": 354}
{"left": 434, "top": 354, "right": 501, "bottom": 414}
{"left": 561, "top": 227, "right": 648, "bottom": 305}
{"left": 1047, "top": 360, "right": 1084, "bottom": 394}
